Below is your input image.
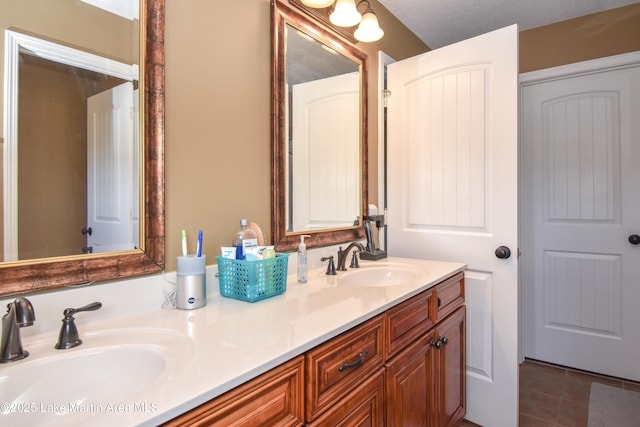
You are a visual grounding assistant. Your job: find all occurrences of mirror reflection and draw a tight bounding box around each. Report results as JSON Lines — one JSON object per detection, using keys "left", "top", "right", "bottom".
{"left": 285, "top": 24, "right": 361, "bottom": 232}
{"left": 272, "top": 0, "right": 368, "bottom": 252}
{"left": 1, "top": 0, "right": 140, "bottom": 262}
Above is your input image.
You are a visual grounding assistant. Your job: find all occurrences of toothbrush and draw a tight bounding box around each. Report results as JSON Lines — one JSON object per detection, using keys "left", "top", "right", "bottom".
{"left": 196, "top": 230, "right": 203, "bottom": 257}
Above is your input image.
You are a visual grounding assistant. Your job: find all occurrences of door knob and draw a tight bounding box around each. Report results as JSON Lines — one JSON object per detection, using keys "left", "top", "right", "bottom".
{"left": 495, "top": 246, "right": 511, "bottom": 259}
{"left": 629, "top": 234, "right": 640, "bottom": 245}
{"left": 82, "top": 227, "right": 92, "bottom": 236}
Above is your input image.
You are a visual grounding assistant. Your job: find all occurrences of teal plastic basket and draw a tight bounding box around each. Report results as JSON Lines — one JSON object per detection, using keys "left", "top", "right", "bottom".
{"left": 216, "top": 253, "right": 289, "bottom": 302}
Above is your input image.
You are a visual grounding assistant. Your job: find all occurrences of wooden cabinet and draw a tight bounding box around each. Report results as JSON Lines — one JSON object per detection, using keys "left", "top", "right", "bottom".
{"left": 162, "top": 356, "right": 305, "bottom": 427}
{"left": 385, "top": 272, "right": 466, "bottom": 427}
{"left": 166, "top": 271, "right": 465, "bottom": 427}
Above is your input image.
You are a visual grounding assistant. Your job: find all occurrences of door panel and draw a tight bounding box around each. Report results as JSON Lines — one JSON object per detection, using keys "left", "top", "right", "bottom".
{"left": 87, "top": 82, "right": 135, "bottom": 253}
{"left": 291, "top": 72, "right": 360, "bottom": 231}
{"left": 387, "top": 25, "right": 519, "bottom": 427}
{"left": 522, "top": 56, "right": 640, "bottom": 380}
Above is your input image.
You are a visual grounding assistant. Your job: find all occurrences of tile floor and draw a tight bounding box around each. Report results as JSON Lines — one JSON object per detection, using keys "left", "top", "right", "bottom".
{"left": 459, "top": 359, "right": 640, "bottom": 427}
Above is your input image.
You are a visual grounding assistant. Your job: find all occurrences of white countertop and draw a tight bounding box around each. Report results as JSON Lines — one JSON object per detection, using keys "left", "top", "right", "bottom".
{"left": 1, "top": 257, "right": 465, "bottom": 426}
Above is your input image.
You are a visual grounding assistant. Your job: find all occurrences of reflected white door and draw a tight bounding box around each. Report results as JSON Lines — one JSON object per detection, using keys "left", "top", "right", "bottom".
{"left": 522, "top": 55, "right": 640, "bottom": 380}
{"left": 291, "top": 72, "right": 360, "bottom": 231}
{"left": 87, "top": 82, "right": 136, "bottom": 253}
{"left": 387, "top": 25, "right": 519, "bottom": 427}
{"left": 132, "top": 88, "right": 140, "bottom": 249}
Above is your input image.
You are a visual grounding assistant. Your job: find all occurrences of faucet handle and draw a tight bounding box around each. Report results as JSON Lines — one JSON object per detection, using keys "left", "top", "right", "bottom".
{"left": 350, "top": 251, "right": 361, "bottom": 269}
{"left": 55, "top": 302, "right": 102, "bottom": 350}
{"left": 63, "top": 301, "right": 102, "bottom": 317}
{"left": 321, "top": 256, "right": 337, "bottom": 275}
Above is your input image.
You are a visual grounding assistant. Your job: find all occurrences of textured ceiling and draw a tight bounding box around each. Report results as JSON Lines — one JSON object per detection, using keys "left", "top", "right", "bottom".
{"left": 378, "top": 0, "right": 640, "bottom": 49}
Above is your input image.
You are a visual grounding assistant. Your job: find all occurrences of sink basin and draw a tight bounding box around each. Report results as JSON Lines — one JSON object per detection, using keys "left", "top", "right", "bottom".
{"left": 0, "top": 328, "right": 192, "bottom": 425}
{"left": 337, "top": 263, "right": 428, "bottom": 287}
{"left": 1, "top": 345, "right": 164, "bottom": 402}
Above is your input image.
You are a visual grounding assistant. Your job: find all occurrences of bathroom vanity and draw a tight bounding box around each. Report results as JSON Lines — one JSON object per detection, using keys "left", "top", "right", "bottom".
{"left": 0, "top": 257, "right": 465, "bottom": 426}
{"left": 163, "top": 258, "right": 466, "bottom": 426}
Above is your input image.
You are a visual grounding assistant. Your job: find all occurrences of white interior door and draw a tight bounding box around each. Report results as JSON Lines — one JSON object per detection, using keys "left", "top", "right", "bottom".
{"left": 291, "top": 72, "right": 360, "bottom": 230}
{"left": 87, "top": 82, "right": 136, "bottom": 253}
{"left": 387, "top": 25, "right": 519, "bottom": 427}
{"left": 522, "top": 53, "right": 640, "bottom": 381}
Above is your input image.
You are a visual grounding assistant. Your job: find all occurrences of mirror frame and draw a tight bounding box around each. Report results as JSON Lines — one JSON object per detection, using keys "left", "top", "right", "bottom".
{"left": 271, "top": 0, "right": 368, "bottom": 252}
{"left": 0, "top": 0, "right": 165, "bottom": 296}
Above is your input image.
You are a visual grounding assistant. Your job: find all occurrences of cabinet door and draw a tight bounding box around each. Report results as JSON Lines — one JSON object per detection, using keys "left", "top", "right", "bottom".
{"left": 435, "top": 307, "right": 466, "bottom": 427}
{"left": 385, "top": 334, "right": 436, "bottom": 427}
{"left": 162, "top": 356, "right": 304, "bottom": 427}
{"left": 308, "top": 368, "right": 385, "bottom": 427}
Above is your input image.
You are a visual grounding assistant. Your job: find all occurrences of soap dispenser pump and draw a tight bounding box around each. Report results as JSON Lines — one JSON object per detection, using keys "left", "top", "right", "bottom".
{"left": 297, "top": 235, "right": 311, "bottom": 283}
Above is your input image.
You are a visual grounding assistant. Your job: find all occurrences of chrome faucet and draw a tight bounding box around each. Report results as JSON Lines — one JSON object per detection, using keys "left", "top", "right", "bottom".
{"left": 0, "top": 297, "right": 35, "bottom": 363}
{"left": 336, "top": 242, "right": 366, "bottom": 271}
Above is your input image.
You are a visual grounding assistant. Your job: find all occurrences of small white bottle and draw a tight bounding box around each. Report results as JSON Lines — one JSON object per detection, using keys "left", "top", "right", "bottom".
{"left": 297, "top": 235, "right": 310, "bottom": 283}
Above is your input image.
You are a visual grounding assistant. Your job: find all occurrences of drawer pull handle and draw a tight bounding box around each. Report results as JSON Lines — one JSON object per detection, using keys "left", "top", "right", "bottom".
{"left": 339, "top": 350, "right": 368, "bottom": 372}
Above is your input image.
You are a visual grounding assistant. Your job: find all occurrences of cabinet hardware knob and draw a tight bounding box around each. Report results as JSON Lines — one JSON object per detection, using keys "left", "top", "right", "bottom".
{"left": 629, "top": 234, "right": 640, "bottom": 245}
{"left": 430, "top": 336, "right": 448, "bottom": 349}
{"left": 339, "top": 349, "right": 368, "bottom": 372}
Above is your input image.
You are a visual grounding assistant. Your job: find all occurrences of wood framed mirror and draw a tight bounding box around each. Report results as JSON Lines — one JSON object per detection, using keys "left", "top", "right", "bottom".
{"left": 271, "top": 0, "right": 368, "bottom": 252}
{"left": 0, "top": 0, "right": 165, "bottom": 295}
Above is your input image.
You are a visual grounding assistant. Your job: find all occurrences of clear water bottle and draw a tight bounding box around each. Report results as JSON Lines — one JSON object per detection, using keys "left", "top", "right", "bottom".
{"left": 233, "top": 219, "right": 257, "bottom": 260}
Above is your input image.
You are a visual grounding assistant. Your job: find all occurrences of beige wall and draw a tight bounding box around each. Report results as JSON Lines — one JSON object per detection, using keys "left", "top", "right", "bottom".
{"left": 520, "top": 3, "right": 640, "bottom": 72}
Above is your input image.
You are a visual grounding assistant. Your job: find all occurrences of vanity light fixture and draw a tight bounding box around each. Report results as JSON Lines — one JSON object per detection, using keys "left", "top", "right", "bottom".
{"left": 303, "top": 0, "right": 384, "bottom": 42}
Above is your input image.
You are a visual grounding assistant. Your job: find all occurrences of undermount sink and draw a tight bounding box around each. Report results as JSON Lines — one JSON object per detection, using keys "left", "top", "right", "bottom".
{"left": 0, "top": 328, "right": 192, "bottom": 425}
{"left": 337, "top": 263, "right": 428, "bottom": 287}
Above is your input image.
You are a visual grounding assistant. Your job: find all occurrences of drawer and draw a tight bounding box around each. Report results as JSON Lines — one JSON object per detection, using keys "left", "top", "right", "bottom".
{"left": 305, "top": 315, "right": 385, "bottom": 422}
{"left": 384, "top": 289, "right": 433, "bottom": 360}
{"left": 433, "top": 272, "right": 465, "bottom": 322}
{"left": 307, "top": 368, "right": 385, "bottom": 427}
{"left": 163, "top": 356, "right": 305, "bottom": 427}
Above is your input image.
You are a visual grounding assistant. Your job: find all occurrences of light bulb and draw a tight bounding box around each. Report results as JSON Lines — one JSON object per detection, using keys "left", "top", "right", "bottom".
{"left": 354, "top": 8, "right": 384, "bottom": 42}
{"left": 300, "top": 0, "right": 335, "bottom": 7}
{"left": 329, "top": 0, "right": 362, "bottom": 27}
